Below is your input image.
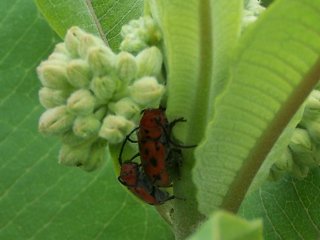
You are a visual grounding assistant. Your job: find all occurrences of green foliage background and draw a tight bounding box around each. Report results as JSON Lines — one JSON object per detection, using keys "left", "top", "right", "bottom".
{"left": 0, "top": 1, "right": 172, "bottom": 239}
{"left": 1, "top": 0, "right": 320, "bottom": 239}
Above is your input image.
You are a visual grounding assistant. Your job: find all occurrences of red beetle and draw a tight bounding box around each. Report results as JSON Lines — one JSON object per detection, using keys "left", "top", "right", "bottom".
{"left": 119, "top": 108, "right": 195, "bottom": 187}
{"left": 118, "top": 161, "right": 174, "bottom": 205}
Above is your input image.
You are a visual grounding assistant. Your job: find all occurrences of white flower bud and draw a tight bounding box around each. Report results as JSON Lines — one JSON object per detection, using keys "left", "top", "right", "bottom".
{"left": 48, "top": 52, "right": 70, "bottom": 62}
{"left": 291, "top": 160, "right": 309, "bottom": 179}
{"left": 73, "top": 115, "right": 101, "bottom": 138}
{"left": 64, "top": 26, "right": 87, "bottom": 57}
{"left": 289, "top": 128, "right": 313, "bottom": 154}
{"left": 67, "top": 89, "right": 96, "bottom": 115}
{"left": 303, "top": 90, "right": 320, "bottom": 119}
{"left": 108, "top": 98, "right": 140, "bottom": 119}
{"left": 37, "top": 62, "right": 71, "bottom": 89}
{"left": 66, "top": 59, "right": 92, "bottom": 88}
{"left": 61, "top": 130, "right": 96, "bottom": 146}
{"left": 99, "top": 115, "right": 135, "bottom": 143}
{"left": 59, "top": 142, "right": 91, "bottom": 167}
{"left": 289, "top": 128, "right": 320, "bottom": 167}
{"left": 136, "top": 47, "right": 162, "bottom": 78}
{"left": 78, "top": 33, "right": 105, "bottom": 59}
{"left": 269, "top": 148, "right": 294, "bottom": 181}
{"left": 120, "top": 37, "right": 148, "bottom": 53}
{"left": 116, "top": 52, "right": 137, "bottom": 83}
{"left": 87, "top": 46, "right": 116, "bottom": 75}
{"left": 129, "top": 77, "right": 165, "bottom": 105}
{"left": 80, "top": 140, "right": 107, "bottom": 172}
{"left": 120, "top": 16, "right": 162, "bottom": 52}
{"left": 39, "top": 106, "right": 75, "bottom": 135}
{"left": 301, "top": 117, "right": 320, "bottom": 143}
{"left": 143, "top": 16, "right": 162, "bottom": 43}
{"left": 94, "top": 106, "right": 108, "bottom": 120}
{"left": 90, "top": 75, "right": 116, "bottom": 103}
{"left": 39, "top": 87, "right": 70, "bottom": 109}
{"left": 274, "top": 147, "right": 293, "bottom": 171}
{"left": 54, "top": 43, "right": 69, "bottom": 55}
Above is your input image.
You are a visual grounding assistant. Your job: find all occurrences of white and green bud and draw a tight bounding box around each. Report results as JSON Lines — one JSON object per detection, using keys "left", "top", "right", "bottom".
{"left": 39, "top": 106, "right": 75, "bottom": 135}
{"left": 301, "top": 117, "right": 320, "bottom": 143}
{"left": 108, "top": 98, "right": 140, "bottom": 119}
{"left": 78, "top": 33, "right": 105, "bottom": 59}
{"left": 39, "top": 87, "right": 70, "bottom": 109}
{"left": 90, "top": 75, "right": 117, "bottom": 103}
{"left": 289, "top": 129, "right": 319, "bottom": 167}
{"left": 61, "top": 130, "right": 97, "bottom": 146}
{"left": 66, "top": 59, "right": 92, "bottom": 88}
{"left": 120, "top": 36, "right": 148, "bottom": 53}
{"left": 99, "top": 115, "right": 135, "bottom": 143}
{"left": 291, "top": 160, "right": 309, "bottom": 179}
{"left": 94, "top": 106, "right": 108, "bottom": 121}
{"left": 116, "top": 52, "right": 137, "bottom": 83}
{"left": 136, "top": 47, "right": 163, "bottom": 78}
{"left": 59, "top": 142, "right": 91, "bottom": 167}
{"left": 67, "top": 89, "right": 96, "bottom": 115}
{"left": 64, "top": 26, "right": 87, "bottom": 57}
{"left": 48, "top": 52, "right": 70, "bottom": 62}
{"left": 73, "top": 115, "right": 101, "bottom": 139}
{"left": 87, "top": 46, "right": 116, "bottom": 75}
{"left": 129, "top": 77, "right": 165, "bottom": 106}
{"left": 289, "top": 128, "right": 313, "bottom": 154}
{"left": 37, "top": 62, "right": 71, "bottom": 89}
{"left": 143, "top": 16, "right": 162, "bottom": 44}
{"left": 303, "top": 90, "right": 320, "bottom": 119}
{"left": 80, "top": 139, "right": 107, "bottom": 172}
{"left": 54, "top": 43, "right": 69, "bottom": 55}
{"left": 269, "top": 148, "right": 294, "bottom": 181}
{"left": 274, "top": 147, "right": 294, "bottom": 171}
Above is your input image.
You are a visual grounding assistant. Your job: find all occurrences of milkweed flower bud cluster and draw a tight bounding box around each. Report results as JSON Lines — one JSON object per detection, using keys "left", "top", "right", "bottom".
{"left": 270, "top": 89, "right": 320, "bottom": 180}
{"left": 37, "top": 17, "right": 165, "bottom": 171}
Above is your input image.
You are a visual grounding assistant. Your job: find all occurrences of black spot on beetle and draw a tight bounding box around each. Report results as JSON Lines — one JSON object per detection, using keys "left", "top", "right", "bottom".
{"left": 155, "top": 143, "right": 161, "bottom": 151}
{"left": 153, "top": 174, "right": 161, "bottom": 180}
{"left": 150, "top": 157, "right": 158, "bottom": 167}
{"left": 144, "top": 148, "right": 149, "bottom": 156}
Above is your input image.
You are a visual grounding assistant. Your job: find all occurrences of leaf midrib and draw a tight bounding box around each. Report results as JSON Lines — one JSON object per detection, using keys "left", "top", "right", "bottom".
{"left": 221, "top": 56, "right": 320, "bottom": 212}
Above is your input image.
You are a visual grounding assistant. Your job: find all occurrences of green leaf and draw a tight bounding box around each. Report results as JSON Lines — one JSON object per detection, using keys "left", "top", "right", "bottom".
{"left": 239, "top": 169, "right": 320, "bottom": 240}
{"left": 148, "top": 0, "right": 207, "bottom": 239}
{"left": 35, "top": 0, "right": 144, "bottom": 50}
{"left": 0, "top": 1, "right": 173, "bottom": 239}
{"left": 194, "top": 0, "right": 320, "bottom": 215}
{"left": 148, "top": 0, "right": 244, "bottom": 238}
{"left": 188, "top": 211, "right": 263, "bottom": 240}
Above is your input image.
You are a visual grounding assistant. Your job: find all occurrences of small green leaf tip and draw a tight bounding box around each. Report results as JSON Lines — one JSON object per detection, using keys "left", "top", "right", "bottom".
{"left": 37, "top": 20, "right": 165, "bottom": 171}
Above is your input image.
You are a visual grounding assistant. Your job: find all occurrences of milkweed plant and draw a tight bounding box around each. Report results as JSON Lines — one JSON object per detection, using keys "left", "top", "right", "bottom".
{"left": 35, "top": 0, "right": 320, "bottom": 239}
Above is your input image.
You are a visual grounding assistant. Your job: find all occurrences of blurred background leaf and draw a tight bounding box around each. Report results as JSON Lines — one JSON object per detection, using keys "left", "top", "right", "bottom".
{"left": 0, "top": 1, "right": 173, "bottom": 239}
{"left": 188, "top": 211, "right": 262, "bottom": 240}
{"left": 240, "top": 169, "right": 320, "bottom": 240}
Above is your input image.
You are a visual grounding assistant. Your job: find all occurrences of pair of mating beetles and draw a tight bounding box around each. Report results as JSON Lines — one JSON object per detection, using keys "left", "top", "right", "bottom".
{"left": 118, "top": 108, "right": 194, "bottom": 205}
